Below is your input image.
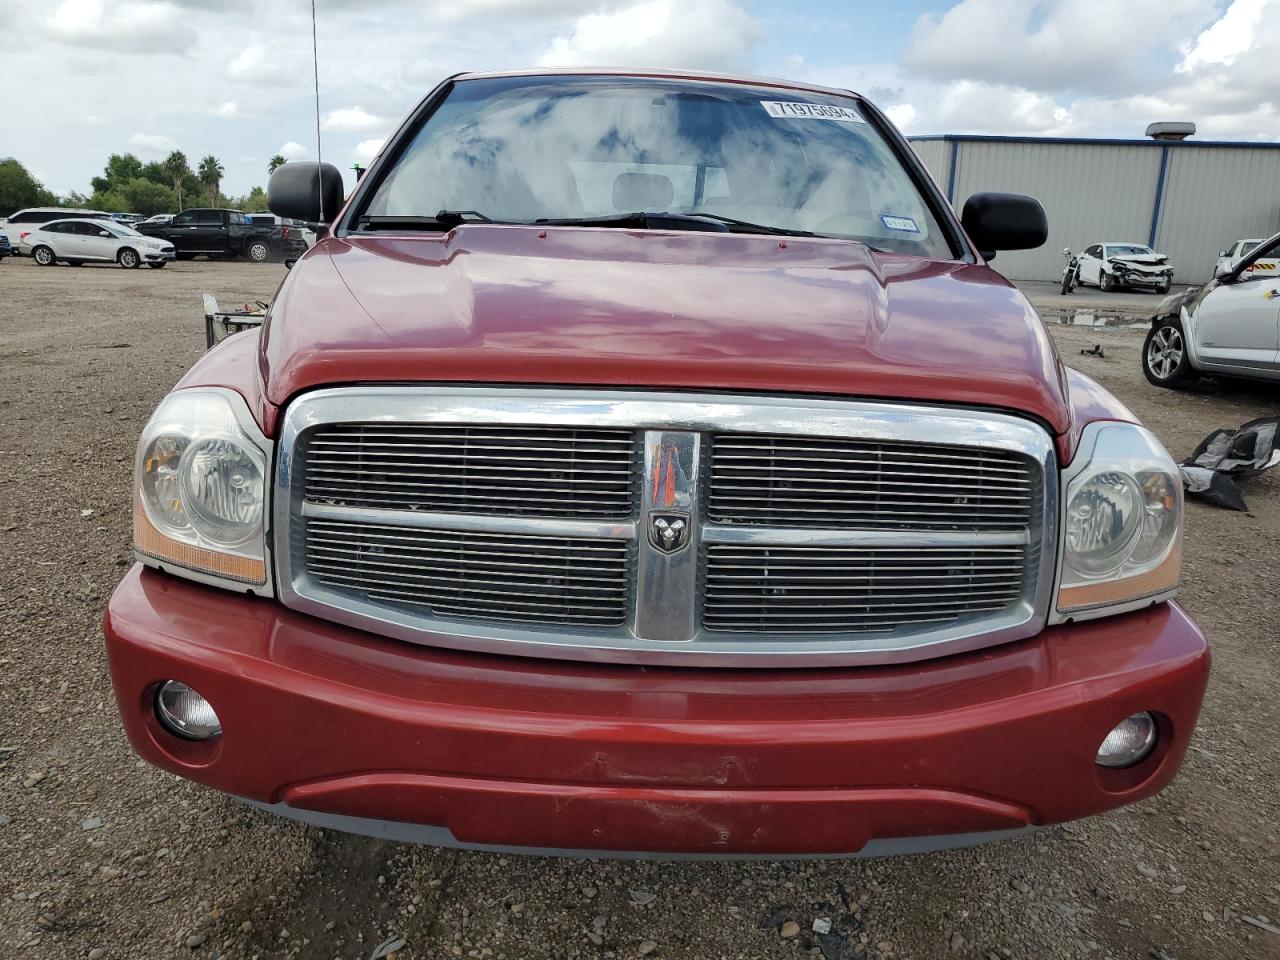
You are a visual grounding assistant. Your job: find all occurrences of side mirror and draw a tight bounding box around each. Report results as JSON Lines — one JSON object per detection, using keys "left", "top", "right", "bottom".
{"left": 1218, "top": 250, "right": 1227, "bottom": 257}
{"left": 268, "top": 161, "right": 345, "bottom": 223}
{"left": 960, "top": 192, "right": 1048, "bottom": 259}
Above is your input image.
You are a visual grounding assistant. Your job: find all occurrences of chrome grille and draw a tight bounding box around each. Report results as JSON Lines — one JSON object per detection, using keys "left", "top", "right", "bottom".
{"left": 709, "top": 434, "right": 1034, "bottom": 529}
{"left": 304, "top": 519, "right": 631, "bottom": 625}
{"left": 302, "top": 424, "right": 637, "bottom": 519}
{"left": 278, "top": 389, "right": 1057, "bottom": 666}
{"left": 703, "top": 544, "right": 1027, "bottom": 633}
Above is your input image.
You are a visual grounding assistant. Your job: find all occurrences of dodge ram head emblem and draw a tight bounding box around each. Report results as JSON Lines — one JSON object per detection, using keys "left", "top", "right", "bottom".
{"left": 648, "top": 513, "right": 690, "bottom": 553}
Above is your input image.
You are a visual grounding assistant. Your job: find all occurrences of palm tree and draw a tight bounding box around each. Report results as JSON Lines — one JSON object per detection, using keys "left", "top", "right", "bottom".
{"left": 198, "top": 155, "right": 225, "bottom": 206}
{"left": 268, "top": 154, "right": 286, "bottom": 175}
{"left": 163, "top": 150, "right": 189, "bottom": 211}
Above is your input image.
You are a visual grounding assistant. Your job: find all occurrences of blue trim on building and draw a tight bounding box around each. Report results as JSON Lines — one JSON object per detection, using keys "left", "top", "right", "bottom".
{"left": 1148, "top": 146, "right": 1171, "bottom": 249}
{"left": 945, "top": 141, "right": 959, "bottom": 203}
{"left": 909, "top": 133, "right": 1280, "bottom": 151}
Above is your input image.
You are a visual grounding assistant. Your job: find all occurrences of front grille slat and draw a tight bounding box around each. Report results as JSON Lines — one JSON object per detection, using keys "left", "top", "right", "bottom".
{"left": 302, "top": 424, "right": 638, "bottom": 520}
{"left": 701, "top": 542, "right": 1028, "bottom": 634}
{"left": 303, "top": 520, "right": 631, "bottom": 627}
{"left": 708, "top": 433, "right": 1036, "bottom": 531}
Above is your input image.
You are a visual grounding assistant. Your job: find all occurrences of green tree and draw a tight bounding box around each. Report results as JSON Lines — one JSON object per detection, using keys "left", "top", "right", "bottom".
{"left": 163, "top": 150, "right": 191, "bottom": 211}
{"left": 226, "top": 185, "right": 269, "bottom": 213}
{"left": 0, "top": 158, "right": 57, "bottom": 216}
{"left": 268, "top": 154, "right": 286, "bottom": 175}
{"left": 120, "top": 178, "right": 177, "bottom": 216}
{"left": 198, "top": 154, "right": 224, "bottom": 206}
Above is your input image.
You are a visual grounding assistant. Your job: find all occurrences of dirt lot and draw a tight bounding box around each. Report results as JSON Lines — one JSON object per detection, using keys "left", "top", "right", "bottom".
{"left": 1, "top": 258, "right": 1278, "bottom": 960}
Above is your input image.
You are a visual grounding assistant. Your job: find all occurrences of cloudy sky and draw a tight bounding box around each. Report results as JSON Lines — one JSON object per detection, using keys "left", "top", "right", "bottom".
{"left": 5, "top": 0, "right": 1277, "bottom": 197}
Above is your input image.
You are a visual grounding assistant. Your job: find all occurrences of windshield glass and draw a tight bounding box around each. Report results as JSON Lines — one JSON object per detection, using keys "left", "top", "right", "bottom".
{"left": 1105, "top": 244, "right": 1155, "bottom": 257}
{"left": 362, "top": 75, "right": 953, "bottom": 257}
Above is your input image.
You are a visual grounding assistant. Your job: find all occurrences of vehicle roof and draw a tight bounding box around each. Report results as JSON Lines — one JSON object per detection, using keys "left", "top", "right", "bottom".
{"left": 11, "top": 206, "right": 110, "bottom": 215}
{"left": 1100, "top": 241, "right": 1155, "bottom": 247}
{"left": 451, "top": 67, "right": 859, "bottom": 99}
{"left": 37, "top": 217, "right": 125, "bottom": 226}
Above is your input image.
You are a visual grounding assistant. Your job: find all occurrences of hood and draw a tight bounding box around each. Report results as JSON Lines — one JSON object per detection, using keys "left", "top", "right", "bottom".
{"left": 262, "top": 226, "right": 1070, "bottom": 434}
{"left": 1108, "top": 254, "right": 1169, "bottom": 266}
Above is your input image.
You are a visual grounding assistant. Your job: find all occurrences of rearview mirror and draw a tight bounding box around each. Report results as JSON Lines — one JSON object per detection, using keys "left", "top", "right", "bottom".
{"left": 960, "top": 192, "right": 1048, "bottom": 258}
{"left": 268, "top": 161, "right": 345, "bottom": 224}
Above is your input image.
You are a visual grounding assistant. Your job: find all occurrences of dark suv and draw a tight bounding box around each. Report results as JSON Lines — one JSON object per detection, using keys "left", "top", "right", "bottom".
{"left": 137, "top": 208, "right": 305, "bottom": 262}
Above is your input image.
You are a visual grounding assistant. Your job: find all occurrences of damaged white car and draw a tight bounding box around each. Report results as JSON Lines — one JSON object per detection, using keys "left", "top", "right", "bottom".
{"left": 1068, "top": 242, "right": 1174, "bottom": 294}
{"left": 1143, "top": 231, "right": 1280, "bottom": 389}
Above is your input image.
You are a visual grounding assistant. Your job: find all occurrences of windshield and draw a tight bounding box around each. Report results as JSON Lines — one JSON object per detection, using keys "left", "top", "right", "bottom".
{"left": 1105, "top": 244, "right": 1155, "bottom": 257}
{"left": 361, "top": 75, "right": 953, "bottom": 257}
{"left": 102, "top": 222, "right": 141, "bottom": 237}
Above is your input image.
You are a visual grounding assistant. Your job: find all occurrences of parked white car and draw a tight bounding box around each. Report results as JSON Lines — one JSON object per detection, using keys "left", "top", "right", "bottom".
{"left": 1143, "top": 232, "right": 1280, "bottom": 388}
{"left": 1215, "top": 239, "right": 1265, "bottom": 278}
{"left": 1, "top": 206, "right": 112, "bottom": 253}
{"left": 1073, "top": 241, "right": 1174, "bottom": 293}
{"left": 20, "top": 218, "right": 176, "bottom": 268}
{"left": 140, "top": 213, "right": 174, "bottom": 226}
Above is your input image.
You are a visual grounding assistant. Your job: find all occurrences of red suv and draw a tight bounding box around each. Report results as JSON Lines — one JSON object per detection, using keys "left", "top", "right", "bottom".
{"left": 104, "top": 70, "right": 1208, "bottom": 857}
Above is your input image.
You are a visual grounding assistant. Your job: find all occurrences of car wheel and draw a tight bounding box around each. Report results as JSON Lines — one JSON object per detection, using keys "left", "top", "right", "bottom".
{"left": 1099, "top": 271, "right": 1115, "bottom": 292}
{"left": 32, "top": 245, "right": 55, "bottom": 266}
{"left": 147, "top": 261, "right": 167, "bottom": 269}
{"left": 247, "top": 240, "right": 270, "bottom": 263}
{"left": 1143, "top": 317, "right": 1197, "bottom": 389}
{"left": 118, "top": 248, "right": 141, "bottom": 269}
{"left": 1155, "top": 280, "right": 1171, "bottom": 295}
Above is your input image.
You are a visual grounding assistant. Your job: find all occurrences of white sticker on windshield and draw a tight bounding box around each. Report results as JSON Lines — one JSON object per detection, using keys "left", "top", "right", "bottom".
{"left": 760, "top": 101, "right": 864, "bottom": 123}
{"left": 880, "top": 214, "right": 920, "bottom": 233}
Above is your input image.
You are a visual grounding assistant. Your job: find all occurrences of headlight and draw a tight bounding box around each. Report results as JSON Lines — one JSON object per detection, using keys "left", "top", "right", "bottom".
{"left": 134, "top": 388, "right": 272, "bottom": 591}
{"left": 1055, "top": 422, "right": 1181, "bottom": 617}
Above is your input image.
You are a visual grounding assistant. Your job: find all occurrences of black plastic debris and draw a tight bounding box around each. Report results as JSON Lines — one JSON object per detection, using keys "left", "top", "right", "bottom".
{"left": 1080, "top": 344, "right": 1105, "bottom": 357}
{"left": 1180, "top": 417, "right": 1280, "bottom": 511}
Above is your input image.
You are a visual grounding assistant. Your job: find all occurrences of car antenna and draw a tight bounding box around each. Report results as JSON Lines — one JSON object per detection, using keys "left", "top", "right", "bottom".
{"left": 310, "top": 0, "right": 325, "bottom": 222}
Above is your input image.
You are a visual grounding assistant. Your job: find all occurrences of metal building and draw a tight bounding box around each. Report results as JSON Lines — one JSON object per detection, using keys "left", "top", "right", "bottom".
{"left": 910, "top": 134, "right": 1280, "bottom": 284}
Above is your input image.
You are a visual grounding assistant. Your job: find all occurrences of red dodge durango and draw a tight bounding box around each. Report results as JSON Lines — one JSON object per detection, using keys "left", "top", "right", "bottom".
{"left": 104, "top": 69, "right": 1209, "bottom": 857}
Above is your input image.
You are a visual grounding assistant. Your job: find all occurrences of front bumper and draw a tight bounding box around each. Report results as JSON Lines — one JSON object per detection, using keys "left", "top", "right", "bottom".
{"left": 1111, "top": 269, "right": 1173, "bottom": 288}
{"left": 105, "top": 565, "right": 1209, "bottom": 856}
{"left": 143, "top": 247, "right": 175, "bottom": 262}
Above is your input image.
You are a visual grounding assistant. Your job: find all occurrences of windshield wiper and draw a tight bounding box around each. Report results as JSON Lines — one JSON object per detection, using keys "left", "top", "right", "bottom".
{"left": 355, "top": 210, "right": 496, "bottom": 231}
{"left": 534, "top": 211, "right": 817, "bottom": 237}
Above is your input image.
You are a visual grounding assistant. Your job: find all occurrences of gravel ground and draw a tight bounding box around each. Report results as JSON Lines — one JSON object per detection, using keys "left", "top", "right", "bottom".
{"left": 1, "top": 257, "right": 1277, "bottom": 960}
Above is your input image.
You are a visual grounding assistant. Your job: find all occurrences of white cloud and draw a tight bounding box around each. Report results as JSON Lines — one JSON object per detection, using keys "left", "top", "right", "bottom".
{"left": 129, "top": 133, "right": 177, "bottom": 156}
{"left": 210, "top": 101, "right": 239, "bottom": 118}
{"left": 433, "top": 0, "right": 609, "bottom": 21}
{"left": 321, "top": 106, "right": 390, "bottom": 133}
{"left": 45, "top": 0, "right": 194, "bottom": 54}
{"left": 1177, "top": 0, "right": 1269, "bottom": 71}
{"left": 353, "top": 138, "right": 386, "bottom": 164}
{"left": 904, "top": 0, "right": 1215, "bottom": 94}
{"left": 278, "top": 141, "right": 311, "bottom": 162}
{"left": 539, "top": 0, "right": 763, "bottom": 71}
{"left": 228, "top": 45, "right": 292, "bottom": 83}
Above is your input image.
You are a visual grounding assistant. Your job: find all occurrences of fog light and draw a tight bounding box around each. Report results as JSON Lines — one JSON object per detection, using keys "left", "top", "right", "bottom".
{"left": 1096, "top": 712, "right": 1157, "bottom": 768}
{"left": 155, "top": 681, "right": 222, "bottom": 740}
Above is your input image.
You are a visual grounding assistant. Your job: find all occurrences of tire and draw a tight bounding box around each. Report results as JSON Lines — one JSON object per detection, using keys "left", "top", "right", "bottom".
{"left": 147, "top": 261, "right": 167, "bottom": 269}
{"left": 1143, "top": 317, "right": 1197, "bottom": 389}
{"left": 1155, "top": 280, "right": 1171, "bottom": 295}
{"left": 32, "top": 245, "right": 55, "bottom": 266}
{"left": 1099, "top": 270, "right": 1115, "bottom": 292}
{"left": 246, "top": 240, "right": 270, "bottom": 263}
{"left": 118, "top": 248, "right": 141, "bottom": 269}
{"left": 1060, "top": 268, "right": 1076, "bottom": 295}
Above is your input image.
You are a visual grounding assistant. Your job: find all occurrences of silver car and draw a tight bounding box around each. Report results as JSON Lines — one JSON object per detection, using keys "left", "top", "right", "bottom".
{"left": 1143, "top": 232, "right": 1280, "bottom": 388}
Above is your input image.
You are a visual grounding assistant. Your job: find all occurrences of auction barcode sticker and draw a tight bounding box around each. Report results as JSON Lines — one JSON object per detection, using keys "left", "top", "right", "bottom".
{"left": 760, "top": 101, "right": 864, "bottom": 123}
